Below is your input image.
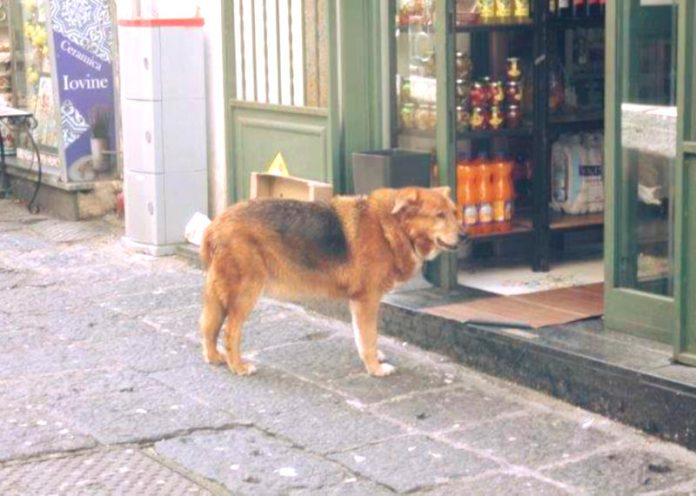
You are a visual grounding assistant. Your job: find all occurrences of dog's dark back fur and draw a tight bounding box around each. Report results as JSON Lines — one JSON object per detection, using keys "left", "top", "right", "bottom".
{"left": 244, "top": 199, "right": 348, "bottom": 269}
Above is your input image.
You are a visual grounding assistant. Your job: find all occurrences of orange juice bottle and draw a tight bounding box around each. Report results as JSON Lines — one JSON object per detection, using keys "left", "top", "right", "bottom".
{"left": 492, "top": 153, "right": 515, "bottom": 232}
{"left": 456, "top": 154, "right": 479, "bottom": 228}
{"left": 475, "top": 153, "right": 493, "bottom": 228}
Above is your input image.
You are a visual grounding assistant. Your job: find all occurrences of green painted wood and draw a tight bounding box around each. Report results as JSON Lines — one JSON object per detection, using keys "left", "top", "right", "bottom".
{"left": 230, "top": 105, "right": 333, "bottom": 199}
{"left": 222, "top": 0, "right": 237, "bottom": 204}
{"left": 603, "top": 0, "right": 678, "bottom": 342}
{"left": 426, "top": 0, "right": 458, "bottom": 290}
{"left": 674, "top": 0, "right": 696, "bottom": 365}
{"left": 339, "top": 0, "right": 385, "bottom": 193}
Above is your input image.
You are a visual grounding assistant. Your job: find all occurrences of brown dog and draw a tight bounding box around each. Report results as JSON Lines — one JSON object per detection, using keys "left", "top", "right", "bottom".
{"left": 199, "top": 186, "right": 461, "bottom": 377}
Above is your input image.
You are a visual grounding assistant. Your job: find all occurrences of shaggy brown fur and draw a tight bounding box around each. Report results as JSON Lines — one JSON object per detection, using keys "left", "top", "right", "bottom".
{"left": 199, "top": 186, "right": 461, "bottom": 377}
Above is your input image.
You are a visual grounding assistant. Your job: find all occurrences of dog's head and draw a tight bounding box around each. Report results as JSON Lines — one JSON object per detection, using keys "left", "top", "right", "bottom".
{"left": 389, "top": 186, "right": 462, "bottom": 261}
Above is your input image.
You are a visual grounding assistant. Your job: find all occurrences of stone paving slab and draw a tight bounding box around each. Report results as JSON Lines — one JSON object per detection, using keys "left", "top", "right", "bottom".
{"left": 446, "top": 412, "right": 617, "bottom": 469}
{"left": 151, "top": 364, "right": 405, "bottom": 455}
{"left": 421, "top": 472, "right": 573, "bottom": 495}
{"left": 0, "top": 448, "right": 211, "bottom": 495}
{"left": 542, "top": 450, "right": 696, "bottom": 496}
{"left": 373, "top": 386, "right": 526, "bottom": 433}
{"left": 329, "top": 434, "right": 499, "bottom": 493}
{"left": 155, "top": 429, "right": 353, "bottom": 495}
{"left": 58, "top": 380, "right": 235, "bottom": 445}
{"left": 0, "top": 407, "right": 97, "bottom": 463}
{"left": 102, "top": 285, "right": 204, "bottom": 319}
{"left": 0, "top": 343, "right": 104, "bottom": 379}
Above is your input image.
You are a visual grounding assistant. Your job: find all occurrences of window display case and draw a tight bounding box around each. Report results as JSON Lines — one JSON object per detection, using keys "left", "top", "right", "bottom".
{"left": 6, "top": 0, "right": 117, "bottom": 183}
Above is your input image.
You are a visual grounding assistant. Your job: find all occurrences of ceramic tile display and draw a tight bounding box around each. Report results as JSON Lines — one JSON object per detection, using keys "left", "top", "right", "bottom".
{"left": 9, "top": 0, "right": 117, "bottom": 182}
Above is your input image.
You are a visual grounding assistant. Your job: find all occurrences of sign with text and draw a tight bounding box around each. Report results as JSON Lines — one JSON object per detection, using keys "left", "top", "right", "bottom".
{"left": 51, "top": 0, "right": 117, "bottom": 182}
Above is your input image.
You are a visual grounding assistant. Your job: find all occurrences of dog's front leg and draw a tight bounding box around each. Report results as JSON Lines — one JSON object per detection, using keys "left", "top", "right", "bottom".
{"left": 349, "top": 296, "right": 395, "bottom": 377}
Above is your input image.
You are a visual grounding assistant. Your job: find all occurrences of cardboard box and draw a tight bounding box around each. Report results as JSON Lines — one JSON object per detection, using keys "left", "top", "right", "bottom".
{"left": 249, "top": 173, "right": 333, "bottom": 202}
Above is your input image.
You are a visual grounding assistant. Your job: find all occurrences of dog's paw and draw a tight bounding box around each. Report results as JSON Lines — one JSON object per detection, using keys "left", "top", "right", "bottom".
{"left": 203, "top": 349, "right": 226, "bottom": 366}
{"left": 231, "top": 361, "right": 257, "bottom": 376}
{"left": 370, "top": 362, "right": 396, "bottom": 377}
{"left": 377, "top": 350, "right": 387, "bottom": 363}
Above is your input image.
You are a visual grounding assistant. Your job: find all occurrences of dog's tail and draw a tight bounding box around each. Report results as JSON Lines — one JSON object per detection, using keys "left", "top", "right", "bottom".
{"left": 200, "top": 226, "right": 215, "bottom": 269}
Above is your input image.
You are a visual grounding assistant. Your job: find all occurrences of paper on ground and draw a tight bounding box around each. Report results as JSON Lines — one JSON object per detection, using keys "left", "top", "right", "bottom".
{"left": 185, "top": 212, "right": 211, "bottom": 246}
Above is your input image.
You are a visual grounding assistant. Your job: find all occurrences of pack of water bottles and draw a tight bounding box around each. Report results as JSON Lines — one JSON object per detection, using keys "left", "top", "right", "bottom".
{"left": 550, "top": 133, "right": 604, "bottom": 215}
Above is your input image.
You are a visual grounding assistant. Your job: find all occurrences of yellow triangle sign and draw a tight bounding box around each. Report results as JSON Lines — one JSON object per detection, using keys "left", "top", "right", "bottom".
{"left": 266, "top": 152, "right": 290, "bottom": 176}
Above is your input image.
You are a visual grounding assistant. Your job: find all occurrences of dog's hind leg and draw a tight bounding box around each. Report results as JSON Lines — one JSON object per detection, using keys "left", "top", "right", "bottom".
{"left": 224, "top": 277, "right": 264, "bottom": 376}
{"left": 349, "top": 296, "right": 396, "bottom": 377}
{"left": 199, "top": 282, "right": 226, "bottom": 365}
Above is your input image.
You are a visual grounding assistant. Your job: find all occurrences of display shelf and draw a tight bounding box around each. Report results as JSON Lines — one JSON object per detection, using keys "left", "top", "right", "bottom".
{"left": 550, "top": 212, "right": 604, "bottom": 230}
{"left": 549, "top": 111, "right": 604, "bottom": 133}
{"left": 457, "top": 125, "right": 533, "bottom": 140}
{"left": 456, "top": 19, "right": 534, "bottom": 33}
{"left": 400, "top": 124, "right": 533, "bottom": 141}
{"left": 466, "top": 214, "right": 534, "bottom": 241}
{"left": 548, "top": 16, "right": 605, "bottom": 29}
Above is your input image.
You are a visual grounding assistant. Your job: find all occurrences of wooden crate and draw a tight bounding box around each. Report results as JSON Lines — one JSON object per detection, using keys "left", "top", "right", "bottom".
{"left": 249, "top": 173, "right": 333, "bottom": 202}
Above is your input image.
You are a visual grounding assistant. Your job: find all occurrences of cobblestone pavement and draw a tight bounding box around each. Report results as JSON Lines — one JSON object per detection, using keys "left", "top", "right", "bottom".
{"left": 1, "top": 199, "right": 696, "bottom": 495}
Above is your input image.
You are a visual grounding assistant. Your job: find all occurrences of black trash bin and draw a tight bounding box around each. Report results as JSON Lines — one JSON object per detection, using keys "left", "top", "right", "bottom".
{"left": 352, "top": 149, "right": 431, "bottom": 195}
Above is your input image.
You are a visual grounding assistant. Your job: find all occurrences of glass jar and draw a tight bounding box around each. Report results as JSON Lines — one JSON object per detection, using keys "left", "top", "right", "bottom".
{"left": 505, "top": 80, "right": 523, "bottom": 104}
{"left": 489, "top": 80, "right": 505, "bottom": 106}
{"left": 481, "top": 76, "right": 493, "bottom": 106}
{"left": 506, "top": 57, "right": 522, "bottom": 82}
{"left": 401, "top": 79, "right": 412, "bottom": 103}
{"left": 477, "top": 0, "right": 496, "bottom": 20}
{"left": 513, "top": 0, "right": 530, "bottom": 18}
{"left": 489, "top": 106, "right": 504, "bottom": 130}
{"left": 414, "top": 104, "right": 430, "bottom": 130}
{"left": 495, "top": 0, "right": 513, "bottom": 17}
{"left": 456, "top": 106, "right": 470, "bottom": 133}
{"left": 470, "top": 106, "right": 488, "bottom": 131}
{"left": 470, "top": 82, "right": 487, "bottom": 107}
{"left": 425, "top": 104, "right": 437, "bottom": 130}
{"left": 401, "top": 102, "right": 415, "bottom": 129}
{"left": 455, "top": 79, "right": 470, "bottom": 105}
{"left": 506, "top": 104, "right": 522, "bottom": 128}
{"left": 455, "top": 51, "right": 473, "bottom": 81}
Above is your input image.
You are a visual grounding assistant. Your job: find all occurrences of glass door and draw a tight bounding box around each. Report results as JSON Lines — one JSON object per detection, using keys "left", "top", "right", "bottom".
{"left": 605, "top": 0, "right": 679, "bottom": 343}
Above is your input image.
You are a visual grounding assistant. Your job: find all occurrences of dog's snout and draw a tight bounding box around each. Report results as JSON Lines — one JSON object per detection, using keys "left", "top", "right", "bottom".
{"left": 458, "top": 224, "right": 468, "bottom": 239}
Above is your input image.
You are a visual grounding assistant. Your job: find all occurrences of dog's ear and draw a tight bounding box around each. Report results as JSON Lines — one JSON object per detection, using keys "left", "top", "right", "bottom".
{"left": 392, "top": 188, "right": 420, "bottom": 215}
{"left": 431, "top": 186, "right": 451, "bottom": 199}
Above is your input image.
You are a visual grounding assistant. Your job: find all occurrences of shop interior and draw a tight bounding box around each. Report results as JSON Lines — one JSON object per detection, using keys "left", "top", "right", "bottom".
{"left": 393, "top": 0, "right": 674, "bottom": 328}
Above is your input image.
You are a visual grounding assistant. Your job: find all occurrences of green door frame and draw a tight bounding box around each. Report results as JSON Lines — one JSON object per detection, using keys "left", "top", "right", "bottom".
{"left": 604, "top": 0, "right": 679, "bottom": 344}
{"left": 428, "top": 0, "right": 459, "bottom": 290}
{"left": 674, "top": 0, "right": 696, "bottom": 365}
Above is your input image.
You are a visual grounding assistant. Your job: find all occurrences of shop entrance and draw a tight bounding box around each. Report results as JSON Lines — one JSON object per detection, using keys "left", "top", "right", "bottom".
{"left": 223, "top": 0, "right": 339, "bottom": 201}
{"left": 391, "top": 0, "right": 607, "bottom": 327}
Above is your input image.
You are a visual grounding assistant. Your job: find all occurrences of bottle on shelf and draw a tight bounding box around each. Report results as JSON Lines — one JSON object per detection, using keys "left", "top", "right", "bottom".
{"left": 587, "top": 0, "right": 603, "bottom": 17}
{"left": 456, "top": 154, "right": 479, "bottom": 230}
{"left": 573, "top": 0, "right": 586, "bottom": 17}
{"left": 557, "top": 0, "right": 572, "bottom": 17}
{"left": 513, "top": 0, "right": 530, "bottom": 19}
{"left": 475, "top": 153, "right": 494, "bottom": 233}
{"left": 495, "top": 0, "right": 513, "bottom": 19}
{"left": 492, "top": 153, "right": 515, "bottom": 231}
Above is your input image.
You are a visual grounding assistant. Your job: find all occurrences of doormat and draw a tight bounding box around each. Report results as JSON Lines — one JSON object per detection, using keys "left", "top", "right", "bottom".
{"left": 425, "top": 283, "right": 604, "bottom": 329}
{"left": 458, "top": 257, "right": 604, "bottom": 296}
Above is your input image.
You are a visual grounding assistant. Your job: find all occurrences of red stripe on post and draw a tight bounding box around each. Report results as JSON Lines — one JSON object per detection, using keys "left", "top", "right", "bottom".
{"left": 118, "top": 18, "right": 205, "bottom": 28}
